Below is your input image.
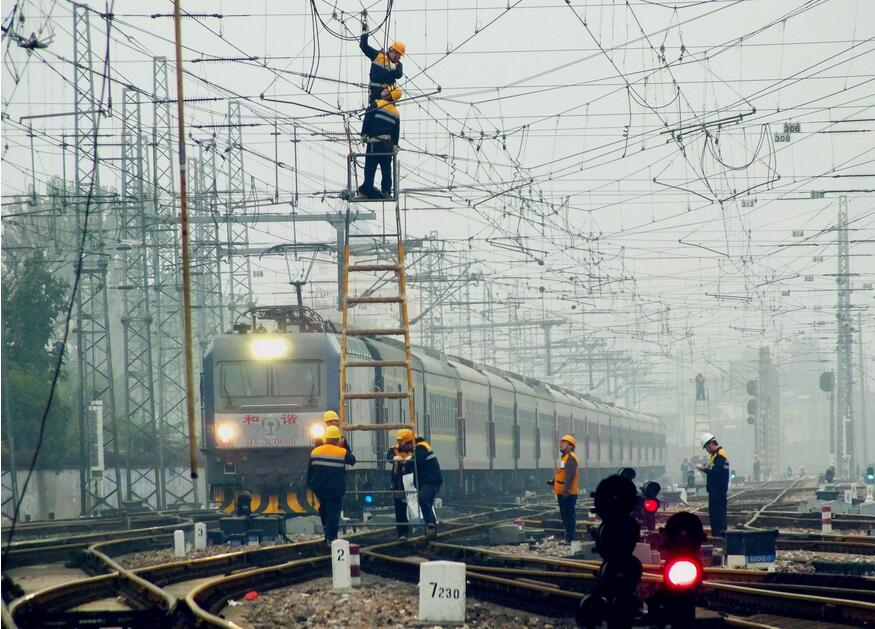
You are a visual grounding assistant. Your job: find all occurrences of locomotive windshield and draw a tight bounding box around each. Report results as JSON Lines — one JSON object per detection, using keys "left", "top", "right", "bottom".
{"left": 218, "top": 360, "right": 320, "bottom": 402}
{"left": 220, "top": 362, "right": 268, "bottom": 398}
{"left": 272, "top": 361, "right": 320, "bottom": 397}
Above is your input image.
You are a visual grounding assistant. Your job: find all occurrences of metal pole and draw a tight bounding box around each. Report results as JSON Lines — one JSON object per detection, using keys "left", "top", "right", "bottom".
{"left": 173, "top": 0, "right": 199, "bottom": 482}
{"left": 858, "top": 312, "right": 869, "bottom": 469}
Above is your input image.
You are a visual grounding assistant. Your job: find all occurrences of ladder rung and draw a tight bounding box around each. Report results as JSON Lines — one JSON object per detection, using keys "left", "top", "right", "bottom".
{"left": 343, "top": 423, "right": 415, "bottom": 432}
{"left": 345, "top": 359, "right": 409, "bottom": 368}
{"left": 346, "top": 328, "right": 406, "bottom": 336}
{"left": 347, "top": 296, "right": 403, "bottom": 304}
{"left": 344, "top": 391, "right": 410, "bottom": 400}
{"left": 348, "top": 263, "right": 401, "bottom": 272}
{"left": 347, "top": 233, "right": 399, "bottom": 238}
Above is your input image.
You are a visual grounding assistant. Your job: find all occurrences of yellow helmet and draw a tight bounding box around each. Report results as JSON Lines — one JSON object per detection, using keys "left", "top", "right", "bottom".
{"left": 396, "top": 428, "right": 414, "bottom": 443}
{"left": 322, "top": 410, "right": 340, "bottom": 423}
{"left": 325, "top": 425, "right": 342, "bottom": 440}
{"left": 389, "top": 41, "right": 405, "bottom": 56}
{"left": 560, "top": 434, "right": 576, "bottom": 447}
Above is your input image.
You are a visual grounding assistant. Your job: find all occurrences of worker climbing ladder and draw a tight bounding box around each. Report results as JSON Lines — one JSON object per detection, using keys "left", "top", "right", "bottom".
{"left": 339, "top": 195, "right": 415, "bottom": 437}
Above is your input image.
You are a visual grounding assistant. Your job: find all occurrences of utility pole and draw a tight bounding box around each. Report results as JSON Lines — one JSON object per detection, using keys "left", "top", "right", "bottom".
{"left": 836, "top": 195, "right": 854, "bottom": 477}
{"left": 858, "top": 311, "right": 869, "bottom": 469}
{"left": 151, "top": 56, "right": 197, "bottom": 506}
{"left": 120, "top": 88, "right": 161, "bottom": 508}
{"left": 73, "top": 3, "right": 121, "bottom": 514}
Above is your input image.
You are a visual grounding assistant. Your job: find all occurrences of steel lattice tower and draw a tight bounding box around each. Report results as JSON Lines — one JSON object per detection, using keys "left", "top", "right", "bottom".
{"left": 225, "top": 100, "right": 253, "bottom": 325}
{"left": 194, "top": 143, "right": 225, "bottom": 350}
{"left": 120, "top": 89, "right": 162, "bottom": 508}
{"left": 150, "top": 57, "right": 198, "bottom": 506}
{"left": 836, "top": 195, "right": 854, "bottom": 477}
{"left": 73, "top": 3, "right": 122, "bottom": 514}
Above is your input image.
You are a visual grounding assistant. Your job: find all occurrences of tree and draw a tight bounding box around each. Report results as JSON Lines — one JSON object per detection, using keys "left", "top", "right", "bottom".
{"left": 1, "top": 250, "right": 77, "bottom": 467}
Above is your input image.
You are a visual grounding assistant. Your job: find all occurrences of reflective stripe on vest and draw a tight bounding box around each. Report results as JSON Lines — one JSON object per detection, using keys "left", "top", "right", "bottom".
{"left": 417, "top": 440, "right": 438, "bottom": 461}
{"left": 310, "top": 444, "right": 347, "bottom": 467}
{"left": 553, "top": 451, "right": 579, "bottom": 495}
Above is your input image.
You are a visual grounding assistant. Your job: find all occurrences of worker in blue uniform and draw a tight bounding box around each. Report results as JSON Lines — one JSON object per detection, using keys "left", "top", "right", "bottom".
{"left": 387, "top": 428, "right": 415, "bottom": 539}
{"left": 697, "top": 432, "right": 729, "bottom": 537}
{"left": 358, "top": 86, "right": 401, "bottom": 199}
{"left": 307, "top": 426, "right": 356, "bottom": 543}
{"left": 360, "top": 21, "right": 404, "bottom": 104}
{"left": 413, "top": 435, "right": 443, "bottom": 540}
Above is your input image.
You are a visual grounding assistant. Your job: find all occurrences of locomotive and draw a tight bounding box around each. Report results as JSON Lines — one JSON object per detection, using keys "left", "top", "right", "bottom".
{"left": 202, "top": 306, "right": 665, "bottom": 515}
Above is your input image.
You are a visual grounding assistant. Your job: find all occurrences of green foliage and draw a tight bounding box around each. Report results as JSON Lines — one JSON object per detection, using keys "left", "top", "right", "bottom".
{"left": 2, "top": 250, "right": 78, "bottom": 467}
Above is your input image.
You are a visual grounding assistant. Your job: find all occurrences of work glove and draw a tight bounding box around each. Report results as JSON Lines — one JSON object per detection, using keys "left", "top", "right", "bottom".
{"left": 361, "top": 20, "right": 368, "bottom": 33}
{"left": 392, "top": 455, "right": 403, "bottom": 462}
{"left": 546, "top": 479, "right": 555, "bottom": 486}
{"left": 392, "top": 145, "right": 400, "bottom": 155}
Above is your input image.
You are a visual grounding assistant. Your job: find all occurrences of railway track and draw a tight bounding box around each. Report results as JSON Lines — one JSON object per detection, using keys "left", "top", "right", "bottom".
{"left": 8, "top": 504, "right": 546, "bottom": 628}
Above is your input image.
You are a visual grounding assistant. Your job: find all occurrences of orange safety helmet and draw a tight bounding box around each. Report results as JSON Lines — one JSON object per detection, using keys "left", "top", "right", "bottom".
{"left": 396, "top": 428, "right": 415, "bottom": 443}
{"left": 389, "top": 41, "right": 406, "bottom": 56}
{"left": 325, "top": 425, "right": 342, "bottom": 440}
{"left": 560, "top": 434, "right": 577, "bottom": 447}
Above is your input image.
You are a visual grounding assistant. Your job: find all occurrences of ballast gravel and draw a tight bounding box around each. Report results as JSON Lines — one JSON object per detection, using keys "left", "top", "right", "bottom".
{"left": 116, "top": 534, "right": 321, "bottom": 570}
{"left": 233, "top": 574, "right": 577, "bottom": 628}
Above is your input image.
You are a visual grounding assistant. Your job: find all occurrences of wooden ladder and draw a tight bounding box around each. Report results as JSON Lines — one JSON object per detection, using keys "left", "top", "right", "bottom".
{"left": 339, "top": 201, "right": 415, "bottom": 434}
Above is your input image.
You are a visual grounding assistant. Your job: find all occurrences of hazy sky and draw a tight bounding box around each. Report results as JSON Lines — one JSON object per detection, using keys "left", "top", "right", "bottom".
{"left": 2, "top": 0, "right": 874, "bottom": 415}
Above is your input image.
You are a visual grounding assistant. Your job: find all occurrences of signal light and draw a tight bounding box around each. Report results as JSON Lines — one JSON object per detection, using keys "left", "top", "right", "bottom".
{"left": 581, "top": 473, "right": 644, "bottom": 627}
{"left": 648, "top": 511, "right": 707, "bottom": 627}
{"left": 665, "top": 558, "right": 702, "bottom": 589}
{"left": 364, "top": 493, "right": 374, "bottom": 505}
{"left": 866, "top": 466, "right": 874, "bottom": 483}
{"left": 643, "top": 498, "right": 659, "bottom": 513}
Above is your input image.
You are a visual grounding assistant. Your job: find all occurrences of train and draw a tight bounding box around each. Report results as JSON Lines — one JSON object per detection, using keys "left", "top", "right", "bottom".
{"left": 201, "top": 306, "right": 666, "bottom": 515}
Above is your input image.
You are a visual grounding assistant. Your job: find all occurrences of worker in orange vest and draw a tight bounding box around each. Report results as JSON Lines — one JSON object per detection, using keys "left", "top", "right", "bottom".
{"left": 547, "top": 434, "right": 579, "bottom": 544}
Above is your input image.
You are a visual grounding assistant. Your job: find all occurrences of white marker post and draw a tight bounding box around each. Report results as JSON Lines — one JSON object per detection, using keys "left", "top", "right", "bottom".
{"left": 349, "top": 543, "right": 361, "bottom": 587}
{"left": 331, "top": 539, "right": 352, "bottom": 589}
{"left": 173, "top": 529, "right": 186, "bottom": 557}
{"left": 821, "top": 505, "right": 832, "bottom": 533}
{"left": 194, "top": 522, "right": 207, "bottom": 550}
{"left": 419, "top": 561, "right": 466, "bottom": 624}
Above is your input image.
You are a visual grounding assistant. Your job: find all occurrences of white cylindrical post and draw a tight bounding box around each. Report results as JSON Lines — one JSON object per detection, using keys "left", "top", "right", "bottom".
{"left": 174, "top": 529, "right": 186, "bottom": 557}
{"left": 349, "top": 543, "right": 361, "bottom": 587}
{"left": 418, "top": 561, "right": 466, "bottom": 624}
{"left": 194, "top": 522, "right": 207, "bottom": 550}
{"left": 331, "top": 539, "right": 352, "bottom": 589}
{"left": 821, "top": 505, "right": 832, "bottom": 533}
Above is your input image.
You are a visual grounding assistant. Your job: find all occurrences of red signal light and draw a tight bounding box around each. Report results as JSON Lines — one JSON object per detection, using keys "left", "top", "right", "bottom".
{"left": 664, "top": 558, "right": 701, "bottom": 589}
{"left": 643, "top": 498, "right": 659, "bottom": 513}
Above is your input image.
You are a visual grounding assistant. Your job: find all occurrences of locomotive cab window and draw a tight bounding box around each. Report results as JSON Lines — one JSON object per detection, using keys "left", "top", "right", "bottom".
{"left": 220, "top": 362, "right": 269, "bottom": 398}
{"left": 272, "top": 361, "right": 321, "bottom": 399}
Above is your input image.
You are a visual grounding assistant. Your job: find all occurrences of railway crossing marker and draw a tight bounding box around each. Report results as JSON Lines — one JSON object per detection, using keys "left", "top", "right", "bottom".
{"left": 173, "top": 529, "right": 186, "bottom": 557}
{"left": 418, "top": 561, "right": 466, "bottom": 623}
{"left": 331, "top": 539, "right": 352, "bottom": 589}
{"left": 194, "top": 522, "right": 207, "bottom": 550}
{"left": 822, "top": 506, "right": 832, "bottom": 533}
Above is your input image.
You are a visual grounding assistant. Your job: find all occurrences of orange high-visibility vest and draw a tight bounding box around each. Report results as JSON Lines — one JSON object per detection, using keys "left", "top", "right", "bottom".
{"left": 553, "top": 450, "right": 579, "bottom": 496}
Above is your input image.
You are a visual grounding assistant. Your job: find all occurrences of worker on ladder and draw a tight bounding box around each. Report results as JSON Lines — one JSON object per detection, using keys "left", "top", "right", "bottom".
{"left": 360, "top": 19, "right": 405, "bottom": 104}
{"left": 357, "top": 86, "right": 401, "bottom": 199}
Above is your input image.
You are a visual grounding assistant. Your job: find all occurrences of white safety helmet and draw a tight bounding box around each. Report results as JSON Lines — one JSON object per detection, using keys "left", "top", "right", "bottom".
{"left": 700, "top": 432, "right": 717, "bottom": 448}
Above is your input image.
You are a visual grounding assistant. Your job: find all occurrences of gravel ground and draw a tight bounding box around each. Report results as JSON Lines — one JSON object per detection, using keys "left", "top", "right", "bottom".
{"left": 774, "top": 549, "right": 875, "bottom": 574}
{"left": 116, "top": 534, "right": 321, "bottom": 570}
{"left": 476, "top": 536, "right": 579, "bottom": 559}
{"left": 234, "top": 574, "right": 577, "bottom": 628}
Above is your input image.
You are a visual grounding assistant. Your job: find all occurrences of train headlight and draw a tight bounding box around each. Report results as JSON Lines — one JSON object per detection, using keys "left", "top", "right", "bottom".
{"left": 216, "top": 422, "right": 236, "bottom": 444}
{"left": 309, "top": 423, "right": 326, "bottom": 440}
{"left": 250, "top": 336, "right": 290, "bottom": 360}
